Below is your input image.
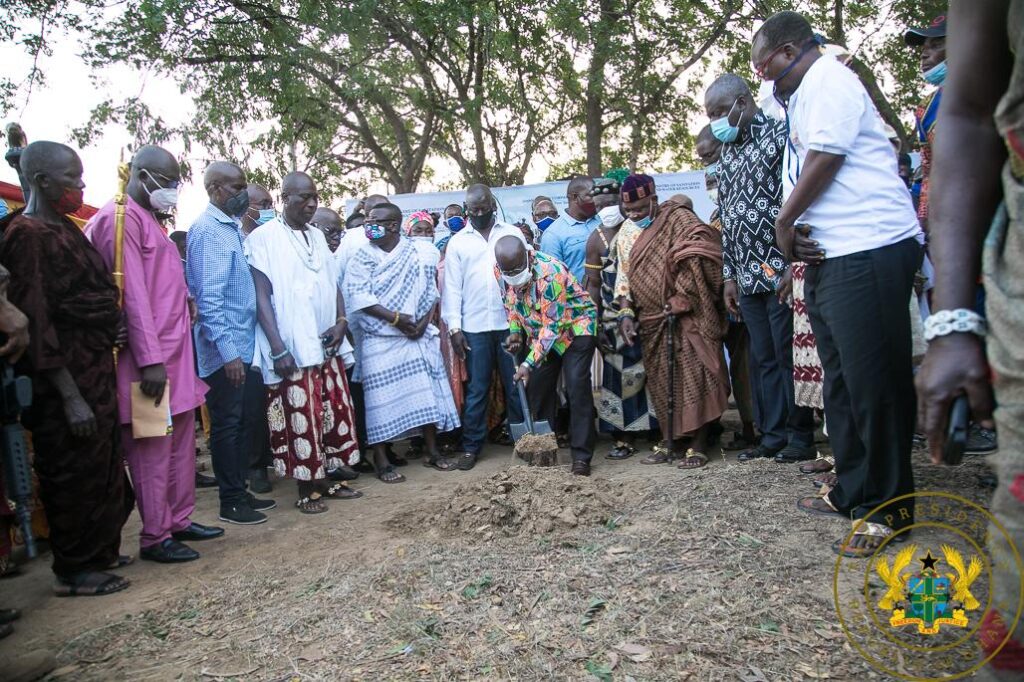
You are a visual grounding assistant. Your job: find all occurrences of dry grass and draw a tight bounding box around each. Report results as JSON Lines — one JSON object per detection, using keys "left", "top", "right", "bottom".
{"left": 48, "top": 440, "right": 996, "bottom": 681}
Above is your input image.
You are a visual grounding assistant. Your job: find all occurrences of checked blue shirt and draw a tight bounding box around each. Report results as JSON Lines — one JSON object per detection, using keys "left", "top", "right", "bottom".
{"left": 186, "top": 203, "right": 257, "bottom": 378}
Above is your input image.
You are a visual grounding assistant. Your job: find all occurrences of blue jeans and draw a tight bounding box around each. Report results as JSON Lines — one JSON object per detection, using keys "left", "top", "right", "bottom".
{"left": 460, "top": 330, "right": 523, "bottom": 454}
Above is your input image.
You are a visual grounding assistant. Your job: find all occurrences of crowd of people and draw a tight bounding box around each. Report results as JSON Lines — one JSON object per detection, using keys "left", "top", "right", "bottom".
{"left": 0, "top": 5, "right": 1021, "bottom": 677}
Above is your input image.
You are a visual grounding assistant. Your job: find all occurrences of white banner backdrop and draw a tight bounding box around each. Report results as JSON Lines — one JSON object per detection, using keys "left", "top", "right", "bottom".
{"left": 343, "top": 171, "right": 714, "bottom": 240}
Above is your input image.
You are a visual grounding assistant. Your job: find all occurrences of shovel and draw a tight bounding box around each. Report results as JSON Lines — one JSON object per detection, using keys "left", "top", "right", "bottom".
{"left": 509, "top": 379, "right": 553, "bottom": 442}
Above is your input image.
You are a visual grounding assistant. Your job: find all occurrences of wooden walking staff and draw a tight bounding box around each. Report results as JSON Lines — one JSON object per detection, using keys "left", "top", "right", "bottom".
{"left": 665, "top": 312, "right": 676, "bottom": 457}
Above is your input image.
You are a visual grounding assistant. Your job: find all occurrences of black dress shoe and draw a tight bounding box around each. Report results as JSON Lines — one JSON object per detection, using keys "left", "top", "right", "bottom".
{"left": 571, "top": 460, "right": 592, "bottom": 476}
{"left": 737, "top": 445, "right": 779, "bottom": 462}
{"left": 195, "top": 472, "right": 217, "bottom": 488}
{"left": 141, "top": 539, "right": 199, "bottom": 563}
{"left": 327, "top": 465, "right": 360, "bottom": 481}
{"left": 774, "top": 444, "right": 817, "bottom": 463}
{"left": 172, "top": 522, "right": 225, "bottom": 542}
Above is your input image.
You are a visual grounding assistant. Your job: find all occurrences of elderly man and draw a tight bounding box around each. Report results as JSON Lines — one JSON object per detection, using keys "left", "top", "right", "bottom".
{"left": 705, "top": 74, "right": 816, "bottom": 464}
{"left": 0, "top": 141, "right": 132, "bottom": 596}
{"left": 345, "top": 202, "right": 461, "bottom": 482}
{"left": 187, "top": 161, "right": 275, "bottom": 526}
{"left": 616, "top": 175, "right": 729, "bottom": 469}
{"left": 531, "top": 195, "right": 559, "bottom": 235}
{"left": 497, "top": 236, "right": 598, "bottom": 475}
{"left": 753, "top": 11, "right": 923, "bottom": 555}
{"left": 246, "top": 172, "right": 361, "bottom": 514}
{"left": 87, "top": 145, "right": 219, "bottom": 563}
{"left": 312, "top": 207, "right": 344, "bottom": 253}
{"left": 540, "top": 177, "right": 599, "bottom": 283}
{"left": 241, "top": 184, "right": 274, "bottom": 237}
{"left": 441, "top": 184, "right": 526, "bottom": 470}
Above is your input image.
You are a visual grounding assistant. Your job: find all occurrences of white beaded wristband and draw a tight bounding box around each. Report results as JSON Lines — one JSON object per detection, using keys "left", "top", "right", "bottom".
{"left": 923, "top": 308, "right": 987, "bottom": 342}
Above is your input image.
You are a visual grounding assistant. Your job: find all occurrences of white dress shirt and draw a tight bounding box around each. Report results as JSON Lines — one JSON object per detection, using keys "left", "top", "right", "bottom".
{"left": 333, "top": 226, "right": 369, "bottom": 288}
{"left": 782, "top": 56, "right": 922, "bottom": 259}
{"left": 440, "top": 221, "right": 526, "bottom": 333}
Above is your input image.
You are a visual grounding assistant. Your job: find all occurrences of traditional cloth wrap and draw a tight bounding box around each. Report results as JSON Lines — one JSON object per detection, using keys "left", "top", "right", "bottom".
{"left": 403, "top": 210, "right": 434, "bottom": 236}
{"left": 620, "top": 174, "right": 656, "bottom": 202}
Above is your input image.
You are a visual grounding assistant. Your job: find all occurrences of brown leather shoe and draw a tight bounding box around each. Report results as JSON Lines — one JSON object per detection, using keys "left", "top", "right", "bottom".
{"left": 571, "top": 460, "right": 591, "bottom": 476}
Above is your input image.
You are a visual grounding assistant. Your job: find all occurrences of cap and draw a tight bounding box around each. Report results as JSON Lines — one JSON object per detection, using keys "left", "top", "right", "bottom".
{"left": 904, "top": 15, "right": 946, "bottom": 46}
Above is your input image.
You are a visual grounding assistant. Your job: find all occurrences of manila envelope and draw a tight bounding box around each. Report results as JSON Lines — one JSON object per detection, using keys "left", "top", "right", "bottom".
{"left": 131, "top": 381, "right": 173, "bottom": 439}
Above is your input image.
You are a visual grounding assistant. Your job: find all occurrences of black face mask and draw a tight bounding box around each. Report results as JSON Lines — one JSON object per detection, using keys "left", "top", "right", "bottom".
{"left": 469, "top": 210, "right": 494, "bottom": 231}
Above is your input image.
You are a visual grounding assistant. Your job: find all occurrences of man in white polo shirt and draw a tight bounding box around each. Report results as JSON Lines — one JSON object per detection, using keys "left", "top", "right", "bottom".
{"left": 442, "top": 184, "right": 527, "bottom": 469}
{"left": 752, "top": 11, "right": 924, "bottom": 558}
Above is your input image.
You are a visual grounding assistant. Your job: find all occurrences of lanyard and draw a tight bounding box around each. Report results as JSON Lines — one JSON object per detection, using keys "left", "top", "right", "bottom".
{"left": 783, "top": 107, "right": 802, "bottom": 185}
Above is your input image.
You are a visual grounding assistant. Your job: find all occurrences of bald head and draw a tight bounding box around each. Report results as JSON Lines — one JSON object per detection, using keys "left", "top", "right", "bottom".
{"left": 20, "top": 141, "right": 84, "bottom": 218}
{"left": 312, "top": 207, "right": 343, "bottom": 252}
{"left": 241, "top": 183, "right": 274, "bottom": 235}
{"left": 695, "top": 125, "right": 722, "bottom": 166}
{"left": 204, "top": 161, "right": 248, "bottom": 216}
{"left": 494, "top": 234, "right": 527, "bottom": 270}
{"left": 128, "top": 145, "right": 179, "bottom": 212}
{"left": 566, "top": 176, "right": 596, "bottom": 220}
{"left": 465, "top": 183, "right": 496, "bottom": 230}
{"left": 281, "top": 171, "right": 318, "bottom": 229}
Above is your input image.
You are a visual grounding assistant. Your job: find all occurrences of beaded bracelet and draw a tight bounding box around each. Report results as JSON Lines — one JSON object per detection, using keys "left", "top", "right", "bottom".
{"left": 389, "top": 310, "right": 400, "bottom": 326}
{"left": 617, "top": 307, "right": 636, "bottom": 320}
{"left": 270, "top": 348, "right": 291, "bottom": 361}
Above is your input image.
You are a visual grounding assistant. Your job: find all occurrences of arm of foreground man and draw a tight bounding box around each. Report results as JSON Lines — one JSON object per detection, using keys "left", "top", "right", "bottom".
{"left": 251, "top": 267, "right": 297, "bottom": 378}
{"left": 915, "top": 0, "right": 1011, "bottom": 464}
{"left": 774, "top": 151, "right": 843, "bottom": 264}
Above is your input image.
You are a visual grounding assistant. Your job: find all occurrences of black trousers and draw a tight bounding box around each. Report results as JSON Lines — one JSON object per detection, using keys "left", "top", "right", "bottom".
{"left": 204, "top": 364, "right": 262, "bottom": 506}
{"left": 739, "top": 291, "right": 816, "bottom": 450}
{"left": 527, "top": 335, "right": 597, "bottom": 462}
{"left": 804, "top": 238, "right": 921, "bottom": 529}
{"left": 244, "top": 369, "right": 272, "bottom": 471}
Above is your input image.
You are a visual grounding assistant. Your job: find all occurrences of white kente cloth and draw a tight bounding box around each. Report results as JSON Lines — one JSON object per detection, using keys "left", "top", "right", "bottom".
{"left": 245, "top": 218, "right": 353, "bottom": 384}
{"left": 344, "top": 237, "right": 460, "bottom": 444}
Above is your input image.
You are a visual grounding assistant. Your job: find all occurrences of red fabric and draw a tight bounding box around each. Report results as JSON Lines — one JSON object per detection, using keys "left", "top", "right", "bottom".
{"left": 980, "top": 609, "right": 1024, "bottom": 670}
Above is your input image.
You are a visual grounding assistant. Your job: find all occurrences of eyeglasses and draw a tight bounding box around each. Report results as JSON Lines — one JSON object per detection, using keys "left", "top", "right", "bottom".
{"left": 499, "top": 256, "right": 529, "bottom": 276}
{"left": 142, "top": 168, "right": 180, "bottom": 189}
{"left": 753, "top": 43, "right": 788, "bottom": 80}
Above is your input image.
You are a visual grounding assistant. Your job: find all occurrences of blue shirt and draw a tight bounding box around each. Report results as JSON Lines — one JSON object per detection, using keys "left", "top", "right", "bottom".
{"left": 538, "top": 212, "right": 600, "bottom": 283}
{"left": 186, "top": 203, "right": 257, "bottom": 378}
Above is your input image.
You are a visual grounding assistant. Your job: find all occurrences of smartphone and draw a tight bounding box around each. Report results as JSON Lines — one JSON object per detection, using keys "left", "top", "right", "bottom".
{"left": 321, "top": 333, "right": 337, "bottom": 358}
{"left": 942, "top": 395, "right": 970, "bottom": 466}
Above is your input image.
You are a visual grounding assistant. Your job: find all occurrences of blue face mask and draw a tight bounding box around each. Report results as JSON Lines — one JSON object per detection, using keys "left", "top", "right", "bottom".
{"left": 446, "top": 215, "right": 466, "bottom": 232}
{"left": 705, "top": 162, "right": 719, "bottom": 178}
{"left": 364, "top": 223, "right": 387, "bottom": 240}
{"left": 923, "top": 61, "right": 946, "bottom": 86}
{"left": 634, "top": 216, "right": 653, "bottom": 229}
{"left": 254, "top": 208, "right": 275, "bottom": 226}
{"left": 536, "top": 216, "right": 556, "bottom": 232}
{"left": 710, "top": 100, "right": 740, "bottom": 143}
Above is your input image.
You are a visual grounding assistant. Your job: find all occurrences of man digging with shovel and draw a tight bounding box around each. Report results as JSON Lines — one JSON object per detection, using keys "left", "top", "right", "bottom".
{"left": 494, "top": 236, "right": 599, "bottom": 476}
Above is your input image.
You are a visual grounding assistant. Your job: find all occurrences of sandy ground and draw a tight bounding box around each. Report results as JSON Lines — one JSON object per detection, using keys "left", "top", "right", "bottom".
{"left": 0, "top": 413, "right": 999, "bottom": 681}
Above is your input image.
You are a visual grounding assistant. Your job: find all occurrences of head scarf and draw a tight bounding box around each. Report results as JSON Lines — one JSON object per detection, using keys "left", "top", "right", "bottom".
{"left": 403, "top": 210, "right": 435, "bottom": 236}
{"left": 620, "top": 174, "right": 656, "bottom": 203}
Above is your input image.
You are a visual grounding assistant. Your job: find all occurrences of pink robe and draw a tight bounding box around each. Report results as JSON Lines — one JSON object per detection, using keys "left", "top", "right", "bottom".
{"left": 86, "top": 197, "right": 207, "bottom": 422}
{"left": 86, "top": 197, "right": 208, "bottom": 548}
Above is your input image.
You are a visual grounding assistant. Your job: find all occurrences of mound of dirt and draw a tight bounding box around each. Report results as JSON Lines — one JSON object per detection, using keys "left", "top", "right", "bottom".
{"left": 390, "top": 466, "right": 634, "bottom": 538}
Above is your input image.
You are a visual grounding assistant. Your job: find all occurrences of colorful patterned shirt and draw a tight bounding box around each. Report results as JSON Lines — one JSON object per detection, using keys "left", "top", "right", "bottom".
{"left": 499, "top": 251, "right": 597, "bottom": 367}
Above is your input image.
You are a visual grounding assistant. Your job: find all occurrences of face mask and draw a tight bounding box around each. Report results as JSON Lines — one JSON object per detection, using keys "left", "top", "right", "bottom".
{"left": 469, "top": 210, "right": 493, "bottom": 231}
{"left": 536, "top": 216, "right": 556, "bottom": 232}
{"left": 364, "top": 223, "right": 387, "bottom": 240}
{"left": 141, "top": 169, "right": 179, "bottom": 212}
{"left": 634, "top": 216, "right": 653, "bottom": 229}
{"left": 598, "top": 205, "right": 624, "bottom": 229}
{"left": 923, "top": 61, "right": 946, "bottom": 86}
{"left": 253, "top": 208, "right": 276, "bottom": 226}
{"left": 705, "top": 162, "right": 719, "bottom": 178}
{"left": 710, "top": 100, "right": 740, "bottom": 143}
{"left": 446, "top": 215, "right": 466, "bottom": 232}
{"left": 707, "top": 187, "right": 719, "bottom": 206}
{"left": 502, "top": 266, "right": 532, "bottom": 288}
{"left": 223, "top": 187, "right": 250, "bottom": 217}
{"left": 54, "top": 187, "right": 84, "bottom": 215}
{"left": 412, "top": 235, "right": 434, "bottom": 243}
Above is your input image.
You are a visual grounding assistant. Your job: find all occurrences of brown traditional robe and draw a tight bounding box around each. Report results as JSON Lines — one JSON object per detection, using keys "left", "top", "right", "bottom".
{"left": 627, "top": 199, "right": 729, "bottom": 437}
{"left": 0, "top": 211, "right": 132, "bottom": 577}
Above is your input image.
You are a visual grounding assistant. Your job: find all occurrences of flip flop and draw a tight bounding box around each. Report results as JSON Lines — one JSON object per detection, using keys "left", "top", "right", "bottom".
{"left": 796, "top": 495, "right": 846, "bottom": 518}
{"left": 423, "top": 456, "right": 458, "bottom": 472}
{"left": 799, "top": 455, "right": 834, "bottom": 474}
{"left": 676, "top": 449, "right": 709, "bottom": 470}
{"left": 831, "top": 522, "right": 910, "bottom": 558}
{"left": 108, "top": 555, "right": 134, "bottom": 570}
{"left": 377, "top": 465, "right": 406, "bottom": 484}
{"left": 641, "top": 445, "right": 672, "bottom": 465}
{"left": 323, "top": 483, "right": 363, "bottom": 500}
{"left": 296, "top": 495, "right": 328, "bottom": 514}
{"left": 54, "top": 571, "right": 130, "bottom": 597}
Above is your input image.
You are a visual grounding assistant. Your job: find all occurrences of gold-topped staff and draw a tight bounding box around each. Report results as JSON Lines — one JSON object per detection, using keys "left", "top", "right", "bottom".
{"left": 112, "top": 155, "right": 129, "bottom": 366}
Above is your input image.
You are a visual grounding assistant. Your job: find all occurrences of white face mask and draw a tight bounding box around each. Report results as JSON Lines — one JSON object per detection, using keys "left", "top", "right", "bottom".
{"left": 411, "top": 235, "right": 434, "bottom": 243}
{"left": 502, "top": 267, "right": 532, "bottom": 288}
{"left": 706, "top": 187, "right": 719, "bottom": 206}
{"left": 598, "top": 204, "right": 624, "bottom": 228}
{"left": 149, "top": 187, "right": 179, "bottom": 213}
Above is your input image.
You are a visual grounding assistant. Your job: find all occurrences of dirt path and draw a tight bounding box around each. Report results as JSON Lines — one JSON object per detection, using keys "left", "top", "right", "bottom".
{"left": 0, "top": 416, "right": 997, "bottom": 681}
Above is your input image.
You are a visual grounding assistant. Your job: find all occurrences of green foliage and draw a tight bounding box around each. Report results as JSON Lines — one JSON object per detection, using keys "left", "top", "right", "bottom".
{"left": 1, "top": 0, "right": 945, "bottom": 195}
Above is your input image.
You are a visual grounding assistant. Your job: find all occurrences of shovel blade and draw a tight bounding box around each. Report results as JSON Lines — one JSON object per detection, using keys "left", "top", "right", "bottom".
{"left": 509, "top": 419, "right": 554, "bottom": 442}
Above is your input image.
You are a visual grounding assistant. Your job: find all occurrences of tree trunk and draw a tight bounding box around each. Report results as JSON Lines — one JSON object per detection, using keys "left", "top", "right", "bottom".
{"left": 584, "top": 0, "right": 617, "bottom": 177}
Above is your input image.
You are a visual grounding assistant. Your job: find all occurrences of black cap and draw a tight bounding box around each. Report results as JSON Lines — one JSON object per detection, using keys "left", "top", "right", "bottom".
{"left": 905, "top": 15, "right": 946, "bottom": 46}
